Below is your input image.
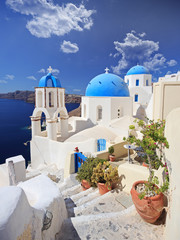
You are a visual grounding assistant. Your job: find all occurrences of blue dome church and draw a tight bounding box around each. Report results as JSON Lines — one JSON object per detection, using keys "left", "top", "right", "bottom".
{"left": 81, "top": 68, "right": 133, "bottom": 126}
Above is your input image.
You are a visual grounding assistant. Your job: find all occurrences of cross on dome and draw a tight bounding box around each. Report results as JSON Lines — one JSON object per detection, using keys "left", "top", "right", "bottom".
{"left": 47, "top": 66, "right": 53, "bottom": 73}
{"left": 105, "top": 67, "right": 110, "bottom": 74}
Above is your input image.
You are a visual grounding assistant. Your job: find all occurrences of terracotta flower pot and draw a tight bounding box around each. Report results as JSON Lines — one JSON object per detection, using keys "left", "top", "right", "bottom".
{"left": 131, "top": 180, "right": 164, "bottom": 223}
{"left": 109, "top": 155, "right": 115, "bottom": 162}
{"left": 142, "top": 162, "right": 149, "bottom": 168}
{"left": 81, "top": 180, "right": 91, "bottom": 191}
{"left": 97, "top": 182, "right": 111, "bottom": 195}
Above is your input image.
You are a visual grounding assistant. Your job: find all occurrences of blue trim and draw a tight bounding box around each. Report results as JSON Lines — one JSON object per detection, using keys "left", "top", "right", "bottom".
{"left": 135, "top": 94, "right": 138, "bottom": 102}
{"left": 74, "top": 152, "right": 87, "bottom": 172}
{"left": 97, "top": 139, "right": 106, "bottom": 151}
{"left": 136, "top": 79, "right": 139, "bottom": 86}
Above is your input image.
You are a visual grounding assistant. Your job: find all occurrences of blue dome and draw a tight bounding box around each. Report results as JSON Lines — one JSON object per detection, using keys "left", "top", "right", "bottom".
{"left": 85, "top": 73, "right": 130, "bottom": 97}
{"left": 126, "top": 65, "right": 149, "bottom": 76}
{"left": 38, "top": 73, "right": 61, "bottom": 87}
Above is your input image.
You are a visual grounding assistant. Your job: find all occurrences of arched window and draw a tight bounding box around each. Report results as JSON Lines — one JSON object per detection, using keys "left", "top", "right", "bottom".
{"left": 136, "top": 79, "right": 139, "bottom": 86}
{"left": 37, "top": 91, "right": 43, "bottom": 107}
{"left": 134, "top": 94, "right": 138, "bottom": 102}
{"left": 127, "top": 79, "right": 129, "bottom": 86}
{"left": 97, "top": 105, "right": 102, "bottom": 121}
{"left": 146, "top": 80, "right": 148, "bottom": 86}
{"left": 49, "top": 91, "right": 54, "bottom": 107}
{"left": 84, "top": 104, "right": 87, "bottom": 118}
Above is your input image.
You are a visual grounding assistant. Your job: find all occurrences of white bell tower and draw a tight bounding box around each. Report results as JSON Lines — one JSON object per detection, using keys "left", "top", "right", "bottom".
{"left": 31, "top": 67, "right": 69, "bottom": 141}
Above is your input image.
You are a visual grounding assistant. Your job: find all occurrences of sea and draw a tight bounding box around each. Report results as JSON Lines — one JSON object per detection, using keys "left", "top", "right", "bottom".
{"left": 0, "top": 99, "right": 80, "bottom": 165}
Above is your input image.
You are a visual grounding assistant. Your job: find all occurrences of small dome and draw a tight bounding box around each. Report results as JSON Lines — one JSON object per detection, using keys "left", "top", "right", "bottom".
{"left": 38, "top": 73, "right": 61, "bottom": 87}
{"left": 85, "top": 73, "right": 129, "bottom": 97}
{"left": 126, "top": 65, "right": 149, "bottom": 76}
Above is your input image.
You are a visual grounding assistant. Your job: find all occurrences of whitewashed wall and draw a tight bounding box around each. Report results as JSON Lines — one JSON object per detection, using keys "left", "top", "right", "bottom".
{"left": 31, "top": 136, "right": 97, "bottom": 170}
{"left": 165, "top": 107, "right": 180, "bottom": 240}
{"left": 0, "top": 175, "right": 67, "bottom": 240}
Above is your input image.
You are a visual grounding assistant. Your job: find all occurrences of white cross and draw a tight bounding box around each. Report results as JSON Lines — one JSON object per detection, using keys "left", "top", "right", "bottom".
{"left": 47, "top": 66, "right": 53, "bottom": 73}
{"left": 105, "top": 67, "right": 109, "bottom": 74}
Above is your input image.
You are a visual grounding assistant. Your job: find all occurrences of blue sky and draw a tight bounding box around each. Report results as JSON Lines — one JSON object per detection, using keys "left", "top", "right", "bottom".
{"left": 0, "top": 0, "right": 180, "bottom": 94}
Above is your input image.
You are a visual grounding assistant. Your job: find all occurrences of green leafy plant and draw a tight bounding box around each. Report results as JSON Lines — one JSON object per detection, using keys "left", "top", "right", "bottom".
{"left": 76, "top": 157, "right": 107, "bottom": 187}
{"left": 123, "top": 118, "right": 169, "bottom": 199}
{"left": 108, "top": 146, "right": 114, "bottom": 155}
{"left": 91, "top": 161, "right": 119, "bottom": 189}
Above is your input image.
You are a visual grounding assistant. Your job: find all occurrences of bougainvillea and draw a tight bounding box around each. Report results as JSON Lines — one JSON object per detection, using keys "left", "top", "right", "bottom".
{"left": 123, "top": 118, "right": 169, "bottom": 199}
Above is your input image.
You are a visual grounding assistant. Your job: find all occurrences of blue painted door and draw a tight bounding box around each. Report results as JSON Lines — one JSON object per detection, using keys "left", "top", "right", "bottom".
{"left": 74, "top": 152, "right": 87, "bottom": 173}
{"left": 97, "top": 139, "right": 106, "bottom": 152}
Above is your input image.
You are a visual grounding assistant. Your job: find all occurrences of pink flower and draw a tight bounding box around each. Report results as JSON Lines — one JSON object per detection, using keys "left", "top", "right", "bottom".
{"left": 154, "top": 143, "right": 156, "bottom": 145}
{"left": 165, "top": 172, "right": 169, "bottom": 175}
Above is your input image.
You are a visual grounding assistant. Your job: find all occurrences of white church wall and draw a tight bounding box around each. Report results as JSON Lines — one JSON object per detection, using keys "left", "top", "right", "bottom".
{"left": 111, "top": 97, "right": 133, "bottom": 120}
{"left": 31, "top": 136, "right": 97, "bottom": 170}
{"left": 125, "top": 74, "right": 152, "bottom": 88}
{"left": 82, "top": 97, "right": 111, "bottom": 125}
{"left": 165, "top": 107, "right": 180, "bottom": 240}
{"left": 129, "top": 87, "right": 152, "bottom": 106}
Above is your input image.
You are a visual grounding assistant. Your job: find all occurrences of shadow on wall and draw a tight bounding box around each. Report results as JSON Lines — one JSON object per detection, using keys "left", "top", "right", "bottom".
{"left": 135, "top": 105, "right": 147, "bottom": 123}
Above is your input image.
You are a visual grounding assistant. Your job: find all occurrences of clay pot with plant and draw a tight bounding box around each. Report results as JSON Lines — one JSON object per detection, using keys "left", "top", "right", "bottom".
{"left": 91, "top": 161, "right": 119, "bottom": 195}
{"left": 123, "top": 118, "right": 169, "bottom": 223}
{"left": 76, "top": 157, "right": 107, "bottom": 191}
{"left": 74, "top": 147, "right": 79, "bottom": 152}
{"left": 108, "top": 146, "right": 115, "bottom": 162}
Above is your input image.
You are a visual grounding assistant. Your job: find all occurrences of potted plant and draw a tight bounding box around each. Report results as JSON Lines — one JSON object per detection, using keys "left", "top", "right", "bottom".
{"left": 91, "top": 161, "right": 119, "bottom": 195}
{"left": 108, "top": 146, "right": 115, "bottom": 162}
{"left": 123, "top": 119, "right": 169, "bottom": 223}
{"left": 74, "top": 147, "right": 79, "bottom": 153}
{"left": 76, "top": 158, "right": 107, "bottom": 191}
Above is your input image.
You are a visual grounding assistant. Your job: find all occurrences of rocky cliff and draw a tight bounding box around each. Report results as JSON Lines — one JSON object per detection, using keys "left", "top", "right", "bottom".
{"left": 0, "top": 91, "right": 81, "bottom": 104}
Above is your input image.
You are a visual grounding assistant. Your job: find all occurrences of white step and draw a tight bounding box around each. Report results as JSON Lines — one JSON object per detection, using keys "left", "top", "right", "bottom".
{"left": 74, "top": 190, "right": 131, "bottom": 217}
{"left": 57, "top": 206, "right": 164, "bottom": 240}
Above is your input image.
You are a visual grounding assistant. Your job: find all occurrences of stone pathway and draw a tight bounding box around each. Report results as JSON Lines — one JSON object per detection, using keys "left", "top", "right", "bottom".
{"left": 56, "top": 174, "right": 165, "bottom": 240}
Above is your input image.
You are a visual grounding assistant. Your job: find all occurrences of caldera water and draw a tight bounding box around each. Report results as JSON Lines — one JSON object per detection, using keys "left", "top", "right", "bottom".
{"left": 0, "top": 99, "right": 79, "bottom": 165}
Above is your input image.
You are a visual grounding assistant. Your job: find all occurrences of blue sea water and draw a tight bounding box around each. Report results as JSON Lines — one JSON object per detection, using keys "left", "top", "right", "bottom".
{"left": 0, "top": 99, "right": 80, "bottom": 165}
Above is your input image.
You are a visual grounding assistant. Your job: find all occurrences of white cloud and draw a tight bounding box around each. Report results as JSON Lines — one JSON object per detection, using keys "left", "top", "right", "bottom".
{"left": 166, "top": 71, "right": 172, "bottom": 75}
{"left": 60, "top": 40, "right": 79, "bottom": 54}
{"left": 5, "top": 74, "right": 15, "bottom": 80}
{"left": 111, "top": 31, "right": 177, "bottom": 74}
{"left": 73, "top": 89, "right": 81, "bottom": 92}
{"left": 51, "top": 68, "right": 60, "bottom": 75}
{"left": 6, "top": 0, "right": 95, "bottom": 38}
{"left": 27, "top": 76, "right": 37, "bottom": 81}
{"left": 0, "top": 80, "right": 7, "bottom": 84}
{"left": 38, "top": 68, "right": 45, "bottom": 73}
{"left": 167, "top": 59, "right": 177, "bottom": 67}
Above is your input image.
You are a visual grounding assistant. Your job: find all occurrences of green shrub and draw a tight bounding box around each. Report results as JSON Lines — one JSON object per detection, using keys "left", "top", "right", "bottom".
{"left": 76, "top": 157, "right": 107, "bottom": 187}
{"left": 108, "top": 146, "right": 114, "bottom": 155}
{"left": 91, "top": 161, "right": 119, "bottom": 189}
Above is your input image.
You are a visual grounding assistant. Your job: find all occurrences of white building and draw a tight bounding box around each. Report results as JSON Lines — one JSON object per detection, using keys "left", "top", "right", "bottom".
{"left": 81, "top": 68, "right": 133, "bottom": 126}
{"left": 124, "top": 65, "right": 153, "bottom": 116}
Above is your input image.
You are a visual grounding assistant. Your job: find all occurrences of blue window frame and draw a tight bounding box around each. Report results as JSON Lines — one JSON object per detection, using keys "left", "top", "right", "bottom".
{"left": 135, "top": 94, "right": 138, "bottom": 102}
{"left": 146, "top": 80, "right": 148, "bottom": 86}
{"left": 136, "top": 79, "right": 139, "bottom": 86}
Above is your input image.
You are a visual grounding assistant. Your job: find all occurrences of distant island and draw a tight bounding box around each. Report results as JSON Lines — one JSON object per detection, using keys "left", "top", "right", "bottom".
{"left": 0, "top": 90, "right": 82, "bottom": 104}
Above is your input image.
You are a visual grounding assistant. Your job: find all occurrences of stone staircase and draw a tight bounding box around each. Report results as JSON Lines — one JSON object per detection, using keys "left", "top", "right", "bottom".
{"left": 56, "top": 174, "right": 165, "bottom": 240}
